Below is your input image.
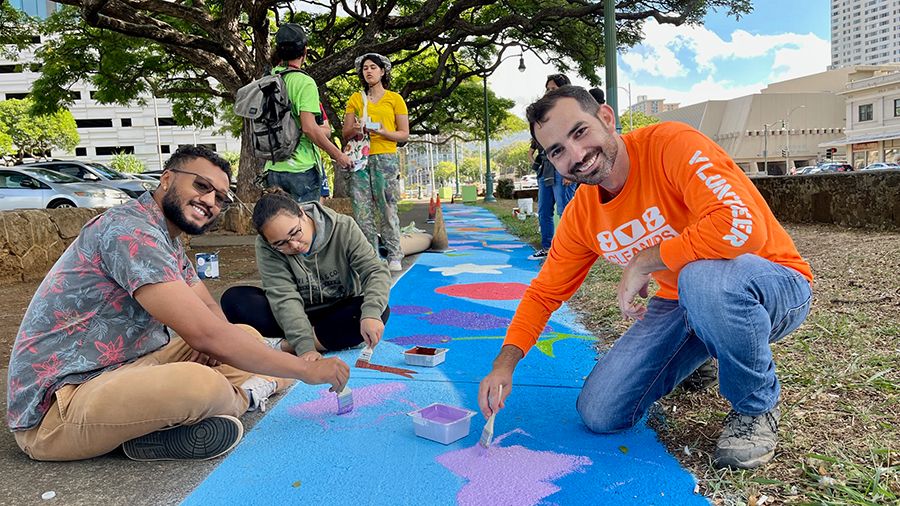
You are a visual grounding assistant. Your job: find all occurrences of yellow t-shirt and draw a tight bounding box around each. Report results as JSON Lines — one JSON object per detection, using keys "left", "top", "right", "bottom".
{"left": 345, "top": 90, "right": 408, "bottom": 155}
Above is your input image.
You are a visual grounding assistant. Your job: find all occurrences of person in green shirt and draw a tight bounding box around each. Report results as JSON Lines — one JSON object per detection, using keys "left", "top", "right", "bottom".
{"left": 267, "top": 24, "right": 351, "bottom": 203}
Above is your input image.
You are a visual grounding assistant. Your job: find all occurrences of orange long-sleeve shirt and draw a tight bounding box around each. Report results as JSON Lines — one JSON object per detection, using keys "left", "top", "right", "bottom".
{"left": 505, "top": 122, "right": 813, "bottom": 354}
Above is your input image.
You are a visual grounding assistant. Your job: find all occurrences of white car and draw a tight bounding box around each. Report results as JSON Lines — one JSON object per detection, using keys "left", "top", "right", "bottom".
{"left": 516, "top": 174, "right": 538, "bottom": 190}
{"left": 861, "top": 162, "right": 900, "bottom": 171}
{"left": 0, "top": 167, "right": 131, "bottom": 210}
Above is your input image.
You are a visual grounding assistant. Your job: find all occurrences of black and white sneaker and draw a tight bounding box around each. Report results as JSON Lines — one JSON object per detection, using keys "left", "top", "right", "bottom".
{"left": 122, "top": 415, "right": 243, "bottom": 461}
{"left": 528, "top": 248, "right": 548, "bottom": 260}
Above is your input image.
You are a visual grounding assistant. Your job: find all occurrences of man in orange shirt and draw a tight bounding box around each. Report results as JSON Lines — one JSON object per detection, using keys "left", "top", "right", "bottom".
{"left": 478, "top": 86, "right": 813, "bottom": 470}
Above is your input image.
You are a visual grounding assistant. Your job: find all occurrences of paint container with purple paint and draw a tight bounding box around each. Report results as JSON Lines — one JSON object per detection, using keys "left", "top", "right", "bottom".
{"left": 403, "top": 346, "right": 448, "bottom": 367}
{"left": 408, "top": 403, "right": 476, "bottom": 445}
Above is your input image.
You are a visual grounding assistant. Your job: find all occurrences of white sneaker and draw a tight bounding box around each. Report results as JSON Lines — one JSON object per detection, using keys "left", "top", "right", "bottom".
{"left": 388, "top": 260, "right": 402, "bottom": 272}
{"left": 241, "top": 376, "right": 278, "bottom": 412}
{"left": 263, "top": 337, "right": 286, "bottom": 351}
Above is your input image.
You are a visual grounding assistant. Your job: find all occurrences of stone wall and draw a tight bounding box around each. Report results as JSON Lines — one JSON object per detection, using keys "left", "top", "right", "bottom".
{"left": 0, "top": 198, "right": 357, "bottom": 283}
{"left": 1, "top": 175, "right": 895, "bottom": 283}
{"left": 750, "top": 171, "right": 900, "bottom": 230}
{"left": 0, "top": 207, "right": 104, "bottom": 282}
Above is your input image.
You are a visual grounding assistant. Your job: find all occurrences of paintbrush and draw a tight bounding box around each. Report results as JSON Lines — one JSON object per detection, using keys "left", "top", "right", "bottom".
{"left": 358, "top": 345, "right": 374, "bottom": 364}
{"left": 478, "top": 384, "right": 503, "bottom": 449}
{"left": 336, "top": 386, "right": 353, "bottom": 415}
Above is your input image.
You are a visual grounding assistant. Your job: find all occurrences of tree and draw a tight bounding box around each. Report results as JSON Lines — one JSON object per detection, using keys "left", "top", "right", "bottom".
{"left": 620, "top": 110, "right": 661, "bottom": 134}
{"left": 0, "top": 99, "right": 79, "bottom": 163}
{"left": 29, "top": 0, "right": 751, "bottom": 199}
{"left": 0, "top": 2, "right": 33, "bottom": 58}
{"left": 434, "top": 160, "right": 457, "bottom": 185}
{"left": 492, "top": 140, "right": 532, "bottom": 178}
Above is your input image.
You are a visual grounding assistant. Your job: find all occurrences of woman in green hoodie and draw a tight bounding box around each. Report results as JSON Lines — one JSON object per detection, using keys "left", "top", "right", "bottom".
{"left": 221, "top": 189, "right": 392, "bottom": 360}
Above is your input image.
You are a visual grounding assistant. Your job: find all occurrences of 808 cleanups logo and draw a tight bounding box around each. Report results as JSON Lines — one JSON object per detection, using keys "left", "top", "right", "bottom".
{"left": 596, "top": 206, "right": 678, "bottom": 265}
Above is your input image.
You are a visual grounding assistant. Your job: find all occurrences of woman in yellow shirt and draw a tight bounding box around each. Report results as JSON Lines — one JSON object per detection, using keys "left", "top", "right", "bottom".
{"left": 342, "top": 53, "right": 410, "bottom": 272}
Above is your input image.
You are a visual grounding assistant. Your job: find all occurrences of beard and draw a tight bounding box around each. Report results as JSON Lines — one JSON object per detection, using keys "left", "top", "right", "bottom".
{"left": 161, "top": 187, "right": 216, "bottom": 236}
{"left": 569, "top": 141, "right": 617, "bottom": 186}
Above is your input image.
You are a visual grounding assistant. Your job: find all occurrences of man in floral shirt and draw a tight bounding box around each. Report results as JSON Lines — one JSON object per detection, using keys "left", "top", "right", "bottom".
{"left": 7, "top": 145, "right": 349, "bottom": 461}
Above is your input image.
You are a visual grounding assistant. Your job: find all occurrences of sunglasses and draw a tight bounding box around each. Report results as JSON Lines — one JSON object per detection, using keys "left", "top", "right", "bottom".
{"left": 169, "top": 169, "right": 235, "bottom": 208}
{"left": 270, "top": 216, "right": 304, "bottom": 251}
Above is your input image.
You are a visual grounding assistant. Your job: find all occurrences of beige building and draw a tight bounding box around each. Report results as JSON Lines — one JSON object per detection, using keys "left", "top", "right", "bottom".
{"left": 657, "top": 69, "right": 852, "bottom": 175}
{"left": 821, "top": 65, "right": 900, "bottom": 168}
{"left": 629, "top": 95, "right": 680, "bottom": 115}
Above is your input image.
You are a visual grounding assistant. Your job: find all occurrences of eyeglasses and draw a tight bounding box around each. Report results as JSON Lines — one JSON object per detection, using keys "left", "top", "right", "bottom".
{"left": 169, "top": 169, "right": 235, "bottom": 208}
{"left": 270, "top": 217, "right": 303, "bottom": 251}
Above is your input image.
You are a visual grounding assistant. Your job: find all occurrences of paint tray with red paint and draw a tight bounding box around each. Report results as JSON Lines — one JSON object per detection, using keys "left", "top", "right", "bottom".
{"left": 403, "top": 346, "right": 448, "bottom": 367}
{"left": 408, "top": 403, "right": 476, "bottom": 445}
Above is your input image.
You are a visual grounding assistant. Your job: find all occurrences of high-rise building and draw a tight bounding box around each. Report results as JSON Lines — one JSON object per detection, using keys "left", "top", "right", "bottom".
{"left": 830, "top": 0, "right": 900, "bottom": 68}
{"left": 628, "top": 95, "right": 680, "bottom": 116}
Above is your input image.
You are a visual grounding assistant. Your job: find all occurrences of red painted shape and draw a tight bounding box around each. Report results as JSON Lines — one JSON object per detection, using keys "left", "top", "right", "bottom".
{"left": 435, "top": 282, "right": 529, "bottom": 300}
{"left": 355, "top": 360, "right": 417, "bottom": 379}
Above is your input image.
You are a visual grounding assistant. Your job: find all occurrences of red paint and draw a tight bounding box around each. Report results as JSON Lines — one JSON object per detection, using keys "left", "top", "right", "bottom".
{"left": 406, "top": 346, "right": 438, "bottom": 356}
{"left": 355, "top": 360, "right": 418, "bottom": 379}
{"left": 435, "top": 282, "right": 529, "bottom": 300}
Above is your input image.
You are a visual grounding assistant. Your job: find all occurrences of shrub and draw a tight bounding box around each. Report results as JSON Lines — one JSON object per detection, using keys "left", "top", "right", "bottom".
{"left": 110, "top": 152, "right": 145, "bottom": 173}
{"left": 496, "top": 178, "right": 514, "bottom": 199}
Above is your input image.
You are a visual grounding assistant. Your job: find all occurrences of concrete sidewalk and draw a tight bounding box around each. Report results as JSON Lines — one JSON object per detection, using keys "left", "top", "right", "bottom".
{"left": 0, "top": 201, "right": 435, "bottom": 506}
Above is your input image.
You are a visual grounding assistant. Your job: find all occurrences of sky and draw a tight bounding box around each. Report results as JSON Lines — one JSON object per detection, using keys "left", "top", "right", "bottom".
{"left": 490, "top": 0, "right": 832, "bottom": 118}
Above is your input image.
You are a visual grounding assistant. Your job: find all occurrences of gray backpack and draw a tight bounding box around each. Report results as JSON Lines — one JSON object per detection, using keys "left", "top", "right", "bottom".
{"left": 234, "top": 68, "right": 304, "bottom": 164}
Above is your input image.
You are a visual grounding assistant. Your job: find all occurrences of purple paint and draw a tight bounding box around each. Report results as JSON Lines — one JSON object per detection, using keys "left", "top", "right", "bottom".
{"left": 420, "top": 309, "right": 510, "bottom": 330}
{"left": 288, "top": 382, "right": 406, "bottom": 418}
{"left": 416, "top": 404, "right": 470, "bottom": 424}
{"left": 391, "top": 305, "right": 432, "bottom": 315}
{"left": 436, "top": 431, "right": 592, "bottom": 506}
{"left": 389, "top": 334, "right": 450, "bottom": 346}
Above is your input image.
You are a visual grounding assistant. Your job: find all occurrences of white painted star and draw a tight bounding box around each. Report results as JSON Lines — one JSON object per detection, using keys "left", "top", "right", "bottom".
{"left": 429, "top": 263, "right": 512, "bottom": 276}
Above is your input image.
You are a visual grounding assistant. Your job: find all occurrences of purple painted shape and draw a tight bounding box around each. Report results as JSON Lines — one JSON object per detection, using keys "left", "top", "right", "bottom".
{"left": 448, "top": 239, "right": 478, "bottom": 245}
{"left": 392, "top": 305, "right": 432, "bottom": 315}
{"left": 420, "top": 309, "right": 510, "bottom": 330}
{"left": 449, "top": 245, "right": 480, "bottom": 251}
{"left": 436, "top": 434, "right": 592, "bottom": 506}
{"left": 485, "top": 243, "right": 525, "bottom": 249}
{"left": 288, "top": 382, "right": 406, "bottom": 418}
{"left": 389, "top": 334, "right": 449, "bottom": 346}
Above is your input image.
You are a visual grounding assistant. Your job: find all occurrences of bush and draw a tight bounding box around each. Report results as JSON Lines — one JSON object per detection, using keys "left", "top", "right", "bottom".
{"left": 110, "top": 152, "right": 145, "bottom": 174}
{"left": 496, "top": 177, "right": 514, "bottom": 199}
{"left": 220, "top": 151, "right": 240, "bottom": 178}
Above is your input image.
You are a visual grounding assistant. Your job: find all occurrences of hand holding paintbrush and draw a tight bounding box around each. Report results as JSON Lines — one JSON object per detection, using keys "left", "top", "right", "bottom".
{"left": 478, "top": 384, "right": 503, "bottom": 449}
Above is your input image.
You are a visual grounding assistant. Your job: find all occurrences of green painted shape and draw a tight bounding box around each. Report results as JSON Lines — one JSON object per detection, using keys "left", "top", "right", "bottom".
{"left": 453, "top": 332, "right": 596, "bottom": 358}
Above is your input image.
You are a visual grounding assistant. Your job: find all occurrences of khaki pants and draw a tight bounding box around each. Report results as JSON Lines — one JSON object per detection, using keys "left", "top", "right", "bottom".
{"left": 14, "top": 325, "right": 288, "bottom": 461}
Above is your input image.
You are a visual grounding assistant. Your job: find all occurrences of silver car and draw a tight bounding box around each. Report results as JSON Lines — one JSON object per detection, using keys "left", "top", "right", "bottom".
{"left": 24, "top": 160, "right": 158, "bottom": 198}
{"left": 0, "top": 167, "right": 131, "bottom": 210}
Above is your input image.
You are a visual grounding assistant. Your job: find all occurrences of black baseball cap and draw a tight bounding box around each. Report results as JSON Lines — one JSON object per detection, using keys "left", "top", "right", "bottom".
{"left": 275, "top": 24, "right": 308, "bottom": 46}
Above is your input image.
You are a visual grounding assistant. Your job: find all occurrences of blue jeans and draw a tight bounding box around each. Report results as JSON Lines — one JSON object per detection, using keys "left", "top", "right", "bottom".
{"left": 576, "top": 255, "right": 812, "bottom": 433}
{"left": 537, "top": 170, "right": 577, "bottom": 249}
{"left": 267, "top": 168, "right": 320, "bottom": 203}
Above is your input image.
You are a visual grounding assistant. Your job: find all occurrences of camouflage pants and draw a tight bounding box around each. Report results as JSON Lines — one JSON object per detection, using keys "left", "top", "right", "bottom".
{"left": 348, "top": 153, "right": 402, "bottom": 261}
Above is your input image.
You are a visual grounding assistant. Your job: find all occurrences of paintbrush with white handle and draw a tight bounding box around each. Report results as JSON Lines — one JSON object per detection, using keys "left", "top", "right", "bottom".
{"left": 478, "top": 384, "right": 503, "bottom": 449}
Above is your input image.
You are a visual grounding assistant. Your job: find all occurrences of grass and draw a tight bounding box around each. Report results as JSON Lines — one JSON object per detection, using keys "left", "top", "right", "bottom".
{"left": 477, "top": 197, "right": 900, "bottom": 505}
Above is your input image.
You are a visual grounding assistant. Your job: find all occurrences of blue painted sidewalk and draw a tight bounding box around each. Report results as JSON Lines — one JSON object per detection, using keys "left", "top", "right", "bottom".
{"left": 184, "top": 204, "right": 707, "bottom": 505}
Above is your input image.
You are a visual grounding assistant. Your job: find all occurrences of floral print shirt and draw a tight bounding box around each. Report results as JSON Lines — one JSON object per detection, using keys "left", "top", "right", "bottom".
{"left": 6, "top": 192, "right": 198, "bottom": 431}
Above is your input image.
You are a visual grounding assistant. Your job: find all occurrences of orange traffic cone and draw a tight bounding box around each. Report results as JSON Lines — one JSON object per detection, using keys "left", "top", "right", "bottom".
{"left": 427, "top": 194, "right": 436, "bottom": 224}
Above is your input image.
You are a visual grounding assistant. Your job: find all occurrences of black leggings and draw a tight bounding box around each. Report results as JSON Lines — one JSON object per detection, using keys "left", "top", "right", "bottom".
{"left": 220, "top": 286, "right": 390, "bottom": 351}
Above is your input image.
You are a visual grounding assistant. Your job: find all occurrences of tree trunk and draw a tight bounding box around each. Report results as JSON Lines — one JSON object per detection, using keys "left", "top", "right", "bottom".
{"left": 236, "top": 120, "right": 263, "bottom": 203}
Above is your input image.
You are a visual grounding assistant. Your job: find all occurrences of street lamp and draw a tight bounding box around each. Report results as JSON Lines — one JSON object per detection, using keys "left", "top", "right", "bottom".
{"left": 482, "top": 50, "right": 526, "bottom": 202}
{"left": 618, "top": 83, "right": 633, "bottom": 132}
{"left": 785, "top": 105, "right": 806, "bottom": 174}
{"left": 763, "top": 121, "right": 779, "bottom": 175}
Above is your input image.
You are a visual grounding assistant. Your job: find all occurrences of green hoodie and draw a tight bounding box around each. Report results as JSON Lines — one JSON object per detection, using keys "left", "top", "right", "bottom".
{"left": 255, "top": 201, "right": 391, "bottom": 355}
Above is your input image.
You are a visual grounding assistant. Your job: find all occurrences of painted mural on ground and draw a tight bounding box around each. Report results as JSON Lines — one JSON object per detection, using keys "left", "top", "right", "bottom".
{"left": 183, "top": 204, "right": 706, "bottom": 505}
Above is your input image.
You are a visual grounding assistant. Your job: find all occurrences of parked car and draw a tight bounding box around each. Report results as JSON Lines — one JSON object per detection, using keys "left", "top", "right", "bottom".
{"left": 861, "top": 162, "right": 900, "bottom": 171}
{"left": 0, "top": 167, "right": 131, "bottom": 210}
{"left": 23, "top": 161, "right": 157, "bottom": 198}
{"left": 516, "top": 174, "right": 538, "bottom": 190}
{"left": 813, "top": 162, "right": 853, "bottom": 173}
{"left": 793, "top": 165, "right": 817, "bottom": 175}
